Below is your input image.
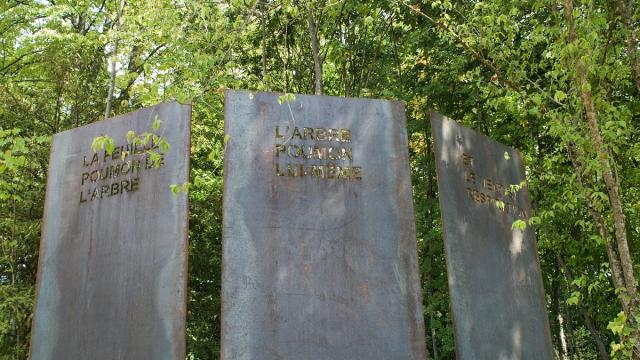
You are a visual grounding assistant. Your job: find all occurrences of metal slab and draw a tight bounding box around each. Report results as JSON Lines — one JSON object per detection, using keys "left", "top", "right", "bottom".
{"left": 30, "top": 102, "right": 191, "bottom": 360}
{"left": 222, "top": 90, "right": 426, "bottom": 359}
{"left": 430, "top": 111, "right": 553, "bottom": 359}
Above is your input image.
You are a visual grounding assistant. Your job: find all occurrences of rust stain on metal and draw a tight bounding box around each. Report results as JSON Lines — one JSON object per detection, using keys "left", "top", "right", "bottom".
{"left": 30, "top": 102, "right": 191, "bottom": 359}
{"left": 430, "top": 111, "right": 553, "bottom": 359}
{"left": 222, "top": 90, "right": 426, "bottom": 359}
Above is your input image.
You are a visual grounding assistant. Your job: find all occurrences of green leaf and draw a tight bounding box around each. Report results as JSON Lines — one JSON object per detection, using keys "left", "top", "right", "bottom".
{"left": 148, "top": 152, "right": 161, "bottom": 167}
{"left": 554, "top": 90, "right": 567, "bottom": 102}
{"left": 566, "top": 291, "right": 580, "bottom": 305}
{"left": 278, "top": 93, "right": 296, "bottom": 104}
{"left": 142, "top": 133, "right": 152, "bottom": 146}
{"left": 609, "top": 323, "right": 624, "bottom": 335}
{"left": 207, "top": 149, "right": 217, "bottom": 162}
{"left": 153, "top": 116, "right": 161, "bottom": 132}
{"left": 607, "top": 312, "right": 627, "bottom": 335}
{"left": 91, "top": 137, "right": 103, "bottom": 153}
{"left": 511, "top": 219, "right": 527, "bottom": 231}
{"left": 159, "top": 139, "right": 170, "bottom": 153}
{"left": 126, "top": 130, "right": 136, "bottom": 143}
{"left": 105, "top": 138, "right": 115, "bottom": 155}
{"left": 182, "top": 182, "right": 191, "bottom": 193}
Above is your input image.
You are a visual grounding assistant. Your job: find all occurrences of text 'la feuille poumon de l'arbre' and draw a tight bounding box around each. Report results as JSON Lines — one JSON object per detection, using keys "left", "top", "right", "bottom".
{"left": 78, "top": 141, "right": 165, "bottom": 203}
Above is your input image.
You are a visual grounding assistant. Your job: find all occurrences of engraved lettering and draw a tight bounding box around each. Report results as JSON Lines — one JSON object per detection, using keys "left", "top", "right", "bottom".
{"left": 287, "top": 145, "right": 302, "bottom": 158}
{"left": 303, "top": 127, "right": 314, "bottom": 140}
{"left": 79, "top": 138, "right": 166, "bottom": 205}
{"left": 131, "top": 177, "right": 140, "bottom": 192}
{"left": 81, "top": 172, "right": 90, "bottom": 185}
{"left": 110, "top": 182, "right": 120, "bottom": 196}
{"left": 272, "top": 125, "right": 361, "bottom": 181}
{"left": 311, "top": 165, "right": 324, "bottom": 178}
{"left": 342, "top": 148, "right": 353, "bottom": 161}
{"left": 465, "top": 172, "right": 476, "bottom": 185}
{"left": 315, "top": 128, "right": 326, "bottom": 141}
{"left": 292, "top": 127, "right": 303, "bottom": 140}
{"left": 111, "top": 146, "right": 122, "bottom": 161}
{"left": 327, "top": 128, "right": 339, "bottom": 141}
{"left": 100, "top": 185, "right": 109, "bottom": 198}
{"left": 352, "top": 166, "right": 362, "bottom": 180}
{"left": 340, "top": 129, "right": 352, "bottom": 142}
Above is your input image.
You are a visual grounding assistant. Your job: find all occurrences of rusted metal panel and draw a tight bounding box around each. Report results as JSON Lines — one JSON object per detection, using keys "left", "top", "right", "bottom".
{"left": 222, "top": 90, "right": 426, "bottom": 359}
{"left": 430, "top": 111, "right": 553, "bottom": 359}
{"left": 30, "top": 102, "right": 191, "bottom": 360}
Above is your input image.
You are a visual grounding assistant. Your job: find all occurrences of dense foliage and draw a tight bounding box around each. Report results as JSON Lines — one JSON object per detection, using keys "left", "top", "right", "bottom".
{"left": 1, "top": 0, "right": 639, "bottom": 358}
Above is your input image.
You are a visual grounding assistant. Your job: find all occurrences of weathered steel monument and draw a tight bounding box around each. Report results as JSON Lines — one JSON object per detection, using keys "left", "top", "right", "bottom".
{"left": 222, "top": 90, "right": 426, "bottom": 359}
{"left": 30, "top": 102, "right": 191, "bottom": 359}
{"left": 431, "top": 111, "right": 553, "bottom": 359}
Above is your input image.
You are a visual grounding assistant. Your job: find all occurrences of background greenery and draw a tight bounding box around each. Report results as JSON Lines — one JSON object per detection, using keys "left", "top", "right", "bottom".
{"left": 1, "top": 0, "right": 639, "bottom": 359}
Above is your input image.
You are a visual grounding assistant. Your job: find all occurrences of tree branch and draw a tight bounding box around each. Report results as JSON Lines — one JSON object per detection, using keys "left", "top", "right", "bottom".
{"left": 400, "top": 0, "right": 566, "bottom": 107}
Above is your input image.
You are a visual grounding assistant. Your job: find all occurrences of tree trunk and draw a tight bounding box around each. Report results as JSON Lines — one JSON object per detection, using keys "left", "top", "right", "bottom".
{"left": 552, "top": 273, "right": 565, "bottom": 358}
{"left": 558, "top": 272, "right": 576, "bottom": 359}
{"left": 113, "top": 44, "right": 139, "bottom": 107}
{"left": 261, "top": 12, "right": 267, "bottom": 88}
{"left": 616, "top": 0, "right": 640, "bottom": 92}
{"left": 424, "top": 242, "right": 438, "bottom": 359}
{"left": 423, "top": 121, "right": 437, "bottom": 359}
{"left": 558, "top": 312, "right": 570, "bottom": 360}
{"left": 579, "top": 74, "right": 638, "bottom": 307}
{"left": 283, "top": 20, "right": 289, "bottom": 92}
{"left": 564, "top": 0, "right": 639, "bottom": 315}
{"left": 558, "top": 256, "right": 610, "bottom": 360}
{"left": 104, "top": 0, "right": 124, "bottom": 120}
{"left": 307, "top": 7, "right": 322, "bottom": 95}
{"left": 567, "top": 141, "right": 640, "bottom": 357}
{"left": 566, "top": 142, "right": 630, "bottom": 314}
{"left": 430, "top": 311, "right": 438, "bottom": 359}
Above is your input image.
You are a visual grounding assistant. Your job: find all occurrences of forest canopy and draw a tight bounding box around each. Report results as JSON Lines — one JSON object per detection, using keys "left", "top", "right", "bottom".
{"left": 1, "top": 0, "right": 640, "bottom": 359}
